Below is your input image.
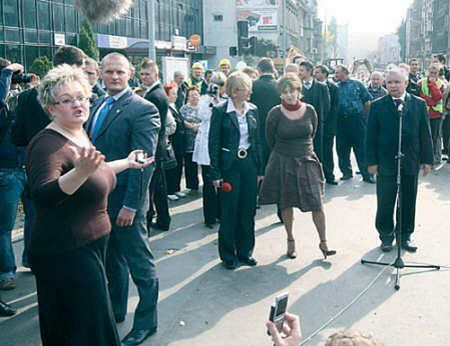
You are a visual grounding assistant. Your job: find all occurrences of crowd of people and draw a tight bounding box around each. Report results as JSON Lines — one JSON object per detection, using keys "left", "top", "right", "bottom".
{"left": 0, "top": 44, "right": 447, "bottom": 345}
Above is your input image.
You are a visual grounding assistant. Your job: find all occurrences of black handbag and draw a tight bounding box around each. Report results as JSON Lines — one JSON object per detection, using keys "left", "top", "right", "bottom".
{"left": 162, "top": 143, "right": 178, "bottom": 170}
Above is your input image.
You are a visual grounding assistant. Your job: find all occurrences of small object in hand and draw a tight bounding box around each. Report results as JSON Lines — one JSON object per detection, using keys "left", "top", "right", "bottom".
{"left": 136, "top": 152, "right": 146, "bottom": 164}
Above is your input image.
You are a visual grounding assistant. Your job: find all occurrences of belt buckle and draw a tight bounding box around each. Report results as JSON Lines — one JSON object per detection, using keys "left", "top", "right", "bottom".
{"left": 237, "top": 148, "right": 248, "bottom": 159}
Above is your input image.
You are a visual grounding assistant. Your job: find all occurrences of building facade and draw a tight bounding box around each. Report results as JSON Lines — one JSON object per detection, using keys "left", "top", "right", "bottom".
{"left": 377, "top": 34, "right": 401, "bottom": 66}
{"left": 0, "top": 0, "right": 206, "bottom": 68}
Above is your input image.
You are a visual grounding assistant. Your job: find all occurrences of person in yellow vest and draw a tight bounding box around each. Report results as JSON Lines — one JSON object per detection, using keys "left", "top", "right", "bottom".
{"left": 219, "top": 59, "right": 232, "bottom": 76}
{"left": 418, "top": 63, "right": 445, "bottom": 165}
{"left": 185, "top": 62, "right": 208, "bottom": 95}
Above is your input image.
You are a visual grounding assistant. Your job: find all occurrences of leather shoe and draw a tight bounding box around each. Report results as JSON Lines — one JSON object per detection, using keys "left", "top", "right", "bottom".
{"left": 340, "top": 174, "right": 353, "bottom": 181}
{"left": 150, "top": 222, "right": 170, "bottom": 232}
{"left": 238, "top": 257, "right": 257, "bottom": 266}
{"left": 223, "top": 260, "right": 238, "bottom": 270}
{"left": 121, "top": 328, "right": 157, "bottom": 346}
{"left": 326, "top": 179, "right": 339, "bottom": 185}
{"left": 0, "top": 300, "right": 16, "bottom": 317}
{"left": 363, "top": 176, "right": 376, "bottom": 184}
{"left": 380, "top": 241, "right": 393, "bottom": 252}
{"left": 115, "top": 315, "right": 125, "bottom": 323}
{"left": 401, "top": 239, "right": 418, "bottom": 252}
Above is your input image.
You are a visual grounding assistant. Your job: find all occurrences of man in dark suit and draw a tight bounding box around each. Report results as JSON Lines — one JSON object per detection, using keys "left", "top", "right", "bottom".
{"left": 250, "top": 58, "right": 280, "bottom": 168}
{"left": 366, "top": 67, "right": 433, "bottom": 253}
{"left": 299, "top": 61, "right": 331, "bottom": 176}
{"left": 315, "top": 65, "right": 339, "bottom": 185}
{"left": 140, "top": 59, "right": 171, "bottom": 232}
{"left": 86, "top": 53, "right": 160, "bottom": 346}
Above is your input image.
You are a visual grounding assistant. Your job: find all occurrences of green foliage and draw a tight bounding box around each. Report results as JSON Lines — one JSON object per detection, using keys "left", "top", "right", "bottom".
{"left": 78, "top": 18, "right": 99, "bottom": 60}
{"left": 29, "top": 56, "right": 53, "bottom": 77}
{"left": 254, "top": 39, "right": 278, "bottom": 58}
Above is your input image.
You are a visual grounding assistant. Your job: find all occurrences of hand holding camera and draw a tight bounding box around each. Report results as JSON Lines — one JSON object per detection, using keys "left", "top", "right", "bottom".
{"left": 4, "top": 63, "right": 24, "bottom": 74}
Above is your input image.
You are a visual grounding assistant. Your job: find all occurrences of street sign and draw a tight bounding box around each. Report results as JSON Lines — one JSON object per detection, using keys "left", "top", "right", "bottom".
{"left": 189, "top": 34, "right": 201, "bottom": 46}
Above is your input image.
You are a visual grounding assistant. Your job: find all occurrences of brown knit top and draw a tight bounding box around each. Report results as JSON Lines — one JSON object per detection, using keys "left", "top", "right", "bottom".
{"left": 25, "top": 129, "right": 116, "bottom": 256}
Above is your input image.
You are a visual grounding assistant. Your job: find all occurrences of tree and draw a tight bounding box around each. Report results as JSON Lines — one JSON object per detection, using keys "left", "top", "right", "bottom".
{"left": 254, "top": 39, "right": 278, "bottom": 58}
{"left": 78, "top": 18, "right": 99, "bottom": 60}
{"left": 29, "top": 56, "right": 52, "bottom": 77}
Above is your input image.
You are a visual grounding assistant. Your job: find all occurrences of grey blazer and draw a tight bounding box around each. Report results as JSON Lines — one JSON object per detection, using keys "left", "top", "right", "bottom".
{"left": 86, "top": 89, "right": 161, "bottom": 215}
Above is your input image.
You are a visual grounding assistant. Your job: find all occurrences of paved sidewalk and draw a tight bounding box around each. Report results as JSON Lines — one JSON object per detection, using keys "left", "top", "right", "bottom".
{"left": 1, "top": 166, "right": 449, "bottom": 345}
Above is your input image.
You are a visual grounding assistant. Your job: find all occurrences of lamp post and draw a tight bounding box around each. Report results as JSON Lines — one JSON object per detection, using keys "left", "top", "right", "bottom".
{"left": 148, "top": 0, "right": 156, "bottom": 60}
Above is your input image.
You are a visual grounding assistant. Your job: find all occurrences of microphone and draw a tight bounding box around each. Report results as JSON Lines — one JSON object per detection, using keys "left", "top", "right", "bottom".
{"left": 74, "top": 0, "right": 132, "bottom": 22}
{"left": 221, "top": 182, "right": 233, "bottom": 193}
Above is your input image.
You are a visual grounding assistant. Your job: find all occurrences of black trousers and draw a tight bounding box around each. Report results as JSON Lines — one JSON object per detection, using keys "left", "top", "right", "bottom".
{"left": 106, "top": 215, "right": 159, "bottom": 330}
{"left": 322, "top": 133, "right": 336, "bottom": 181}
{"left": 336, "top": 115, "right": 371, "bottom": 180}
{"left": 443, "top": 114, "right": 450, "bottom": 155}
{"left": 148, "top": 163, "right": 171, "bottom": 228}
{"left": 32, "top": 236, "right": 120, "bottom": 346}
{"left": 166, "top": 152, "right": 184, "bottom": 195}
{"left": 184, "top": 152, "right": 199, "bottom": 190}
{"left": 201, "top": 165, "right": 220, "bottom": 225}
{"left": 218, "top": 154, "right": 257, "bottom": 262}
{"left": 375, "top": 174, "right": 418, "bottom": 243}
{"left": 430, "top": 117, "right": 442, "bottom": 162}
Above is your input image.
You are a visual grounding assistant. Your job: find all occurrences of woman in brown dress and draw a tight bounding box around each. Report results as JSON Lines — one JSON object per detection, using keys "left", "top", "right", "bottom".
{"left": 259, "top": 74, "right": 336, "bottom": 259}
{"left": 26, "top": 65, "right": 153, "bottom": 345}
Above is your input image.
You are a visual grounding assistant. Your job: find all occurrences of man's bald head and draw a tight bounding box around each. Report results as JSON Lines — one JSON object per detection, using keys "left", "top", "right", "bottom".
{"left": 101, "top": 53, "right": 131, "bottom": 70}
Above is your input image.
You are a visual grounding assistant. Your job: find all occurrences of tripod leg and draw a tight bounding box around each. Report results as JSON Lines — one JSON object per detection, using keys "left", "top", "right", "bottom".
{"left": 394, "top": 267, "right": 400, "bottom": 290}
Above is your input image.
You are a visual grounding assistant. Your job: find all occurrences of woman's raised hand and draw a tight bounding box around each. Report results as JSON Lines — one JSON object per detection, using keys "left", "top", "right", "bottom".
{"left": 70, "top": 146, "right": 105, "bottom": 175}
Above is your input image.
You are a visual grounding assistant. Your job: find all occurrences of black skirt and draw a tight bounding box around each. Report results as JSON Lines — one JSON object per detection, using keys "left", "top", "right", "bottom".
{"left": 31, "top": 235, "right": 120, "bottom": 346}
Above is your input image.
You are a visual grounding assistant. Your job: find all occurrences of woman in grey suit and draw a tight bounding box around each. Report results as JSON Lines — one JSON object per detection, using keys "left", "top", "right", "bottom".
{"left": 209, "top": 72, "right": 264, "bottom": 270}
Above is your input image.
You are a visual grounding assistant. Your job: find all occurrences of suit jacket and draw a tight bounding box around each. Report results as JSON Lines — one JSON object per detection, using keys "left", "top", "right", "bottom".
{"left": 325, "top": 80, "right": 339, "bottom": 136}
{"left": 302, "top": 79, "right": 330, "bottom": 127}
{"left": 250, "top": 74, "right": 280, "bottom": 167}
{"left": 144, "top": 82, "right": 169, "bottom": 162}
{"left": 366, "top": 93, "right": 433, "bottom": 176}
{"left": 86, "top": 89, "right": 161, "bottom": 215}
{"left": 209, "top": 100, "right": 263, "bottom": 181}
{"left": 11, "top": 87, "right": 50, "bottom": 146}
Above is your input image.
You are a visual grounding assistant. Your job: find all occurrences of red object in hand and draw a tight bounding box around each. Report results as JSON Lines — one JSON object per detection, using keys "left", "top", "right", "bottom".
{"left": 221, "top": 182, "right": 232, "bottom": 192}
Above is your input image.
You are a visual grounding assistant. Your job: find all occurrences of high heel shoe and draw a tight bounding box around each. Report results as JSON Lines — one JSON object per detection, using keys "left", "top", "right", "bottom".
{"left": 319, "top": 240, "right": 336, "bottom": 259}
{"left": 287, "top": 239, "right": 297, "bottom": 259}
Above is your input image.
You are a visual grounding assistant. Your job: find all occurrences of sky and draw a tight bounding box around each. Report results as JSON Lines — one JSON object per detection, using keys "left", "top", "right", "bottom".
{"left": 318, "top": 0, "right": 414, "bottom": 59}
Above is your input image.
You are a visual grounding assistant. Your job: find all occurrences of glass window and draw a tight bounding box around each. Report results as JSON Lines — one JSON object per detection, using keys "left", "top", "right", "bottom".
{"left": 39, "top": 30, "right": 51, "bottom": 44}
{"left": 0, "top": 45, "right": 5, "bottom": 57}
{"left": 39, "top": 46, "right": 51, "bottom": 59}
{"left": 38, "top": 1, "right": 51, "bottom": 30}
{"left": 5, "top": 28, "right": 21, "bottom": 42}
{"left": 65, "top": 6, "right": 76, "bottom": 32}
{"left": 23, "top": 0, "right": 37, "bottom": 28}
{"left": 54, "top": 4, "right": 65, "bottom": 32}
{"left": 6, "top": 45, "right": 22, "bottom": 64}
{"left": 25, "top": 29, "right": 38, "bottom": 43}
{"left": 0, "top": 2, "right": 3, "bottom": 26}
{"left": 4, "top": 0, "right": 19, "bottom": 27}
{"left": 25, "top": 45, "right": 39, "bottom": 66}
{"left": 125, "top": 18, "right": 132, "bottom": 37}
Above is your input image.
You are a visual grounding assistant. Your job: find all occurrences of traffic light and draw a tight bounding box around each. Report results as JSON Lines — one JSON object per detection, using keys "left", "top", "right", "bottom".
{"left": 237, "top": 20, "right": 250, "bottom": 56}
{"left": 249, "top": 36, "right": 258, "bottom": 56}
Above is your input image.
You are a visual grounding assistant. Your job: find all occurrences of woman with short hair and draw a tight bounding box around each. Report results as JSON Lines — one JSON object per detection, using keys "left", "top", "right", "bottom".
{"left": 26, "top": 64, "right": 153, "bottom": 345}
{"left": 209, "top": 72, "right": 264, "bottom": 270}
{"left": 180, "top": 85, "right": 201, "bottom": 194}
{"left": 259, "top": 73, "right": 336, "bottom": 260}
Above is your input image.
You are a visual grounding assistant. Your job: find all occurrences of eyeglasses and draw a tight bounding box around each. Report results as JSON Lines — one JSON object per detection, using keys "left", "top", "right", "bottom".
{"left": 54, "top": 96, "right": 89, "bottom": 106}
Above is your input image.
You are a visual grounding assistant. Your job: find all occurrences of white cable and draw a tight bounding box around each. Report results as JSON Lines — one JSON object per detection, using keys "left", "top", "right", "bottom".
{"left": 299, "top": 261, "right": 395, "bottom": 345}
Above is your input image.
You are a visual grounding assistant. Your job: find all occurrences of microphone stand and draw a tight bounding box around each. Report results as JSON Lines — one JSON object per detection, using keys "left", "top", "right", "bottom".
{"left": 361, "top": 101, "right": 440, "bottom": 290}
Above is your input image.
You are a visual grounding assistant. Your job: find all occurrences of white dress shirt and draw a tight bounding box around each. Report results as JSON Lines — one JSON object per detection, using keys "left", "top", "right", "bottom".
{"left": 226, "top": 100, "right": 251, "bottom": 149}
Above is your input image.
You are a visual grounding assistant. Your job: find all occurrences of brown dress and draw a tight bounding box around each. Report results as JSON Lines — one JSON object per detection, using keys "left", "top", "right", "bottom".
{"left": 259, "top": 104, "right": 324, "bottom": 211}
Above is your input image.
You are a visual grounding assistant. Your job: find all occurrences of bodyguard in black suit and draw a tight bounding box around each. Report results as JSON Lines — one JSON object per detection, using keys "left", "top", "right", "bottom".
{"left": 315, "top": 65, "right": 340, "bottom": 184}
{"left": 250, "top": 58, "right": 280, "bottom": 168}
{"left": 86, "top": 53, "right": 160, "bottom": 346}
{"left": 209, "top": 73, "right": 264, "bottom": 270}
{"left": 299, "top": 62, "right": 331, "bottom": 173}
{"left": 366, "top": 68, "right": 433, "bottom": 253}
{"left": 140, "top": 60, "right": 171, "bottom": 231}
